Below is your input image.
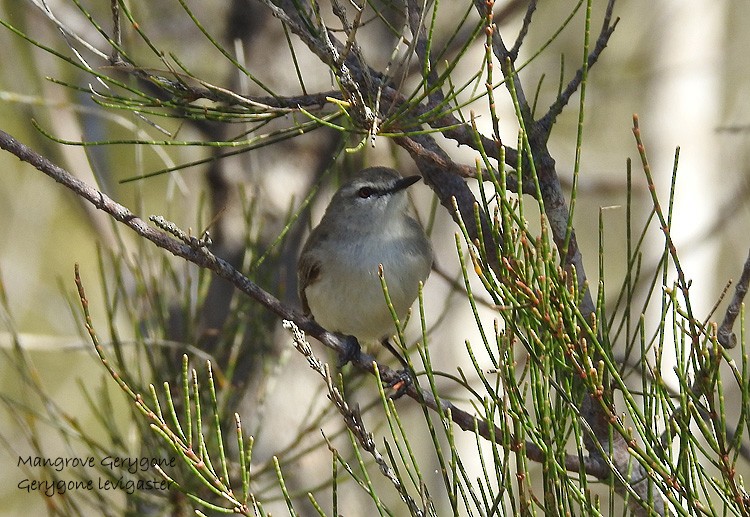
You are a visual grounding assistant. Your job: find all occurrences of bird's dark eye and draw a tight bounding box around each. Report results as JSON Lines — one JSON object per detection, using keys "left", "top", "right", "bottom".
{"left": 357, "top": 187, "right": 374, "bottom": 198}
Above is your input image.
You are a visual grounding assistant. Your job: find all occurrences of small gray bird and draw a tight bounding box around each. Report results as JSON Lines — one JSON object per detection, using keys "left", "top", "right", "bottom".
{"left": 298, "top": 167, "right": 433, "bottom": 350}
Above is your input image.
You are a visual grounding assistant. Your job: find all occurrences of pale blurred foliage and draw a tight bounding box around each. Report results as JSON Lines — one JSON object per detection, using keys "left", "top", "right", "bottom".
{"left": 1, "top": 0, "right": 750, "bottom": 515}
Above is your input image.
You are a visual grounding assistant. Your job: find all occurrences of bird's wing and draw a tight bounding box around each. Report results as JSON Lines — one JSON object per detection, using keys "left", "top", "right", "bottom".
{"left": 297, "top": 251, "right": 321, "bottom": 316}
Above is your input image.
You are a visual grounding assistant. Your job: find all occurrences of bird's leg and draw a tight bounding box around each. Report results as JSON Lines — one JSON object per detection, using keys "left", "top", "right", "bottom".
{"left": 382, "top": 337, "right": 408, "bottom": 369}
{"left": 337, "top": 334, "right": 361, "bottom": 368}
{"left": 381, "top": 337, "right": 413, "bottom": 399}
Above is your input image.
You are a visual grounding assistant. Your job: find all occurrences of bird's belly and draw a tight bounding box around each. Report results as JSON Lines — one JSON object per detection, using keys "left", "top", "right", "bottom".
{"left": 305, "top": 245, "right": 429, "bottom": 341}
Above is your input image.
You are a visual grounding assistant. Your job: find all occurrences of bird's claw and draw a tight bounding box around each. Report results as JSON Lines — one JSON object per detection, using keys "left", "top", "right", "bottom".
{"left": 337, "top": 335, "right": 361, "bottom": 368}
{"left": 387, "top": 369, "right": 413, "bottom": 400}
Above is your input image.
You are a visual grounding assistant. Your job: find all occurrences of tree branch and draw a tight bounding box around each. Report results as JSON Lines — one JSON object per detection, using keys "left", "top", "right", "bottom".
{"left": 537, "top": 0, "right": 619, "bottom": 133}
{"left": 472, "top": 0, "right": 595, "bottom": 313}
{"left": 0, "top": 127, "right": 602, "bottom": 482}
{"left": 718, "top": 246, "right": 750, "bottom": 349}
{"left": 467, "top": 4, "right": 663, "bottom": 514}
{"left": 394, "top": 132, "right": 501, "bottom": 266}
{"left": 509, "top": 0, "right": 538, "bottom": 61}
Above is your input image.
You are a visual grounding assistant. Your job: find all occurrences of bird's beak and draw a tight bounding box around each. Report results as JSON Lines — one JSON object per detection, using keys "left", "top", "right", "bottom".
{"left": 392, "top": 175, "right": 421, "bottom": 193}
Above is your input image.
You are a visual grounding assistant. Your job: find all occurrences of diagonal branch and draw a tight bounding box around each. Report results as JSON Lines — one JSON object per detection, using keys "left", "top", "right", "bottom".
{"left": 508, "top": 0, "right": 538, "bottom": 61}
{"left": 0, "top": 127, "right": 607, "bottom": 481}
{"left": 718, "top": 246, "right": 750, "bottom": 349}
{"left": 394, "top": 132, "right": 501, "bottom": 267}
{"left": 537, "top": 0, "right": 619, "bottom": 133}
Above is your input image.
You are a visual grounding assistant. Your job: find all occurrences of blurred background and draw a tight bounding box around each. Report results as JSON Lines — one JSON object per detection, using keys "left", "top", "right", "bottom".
{"left": 1, "top": 0, "right": 749, "bottom": 515}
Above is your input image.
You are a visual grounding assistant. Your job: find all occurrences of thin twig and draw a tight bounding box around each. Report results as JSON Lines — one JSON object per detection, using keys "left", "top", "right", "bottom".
{"left": 109, "top": 0, "right": 121, "bottom": 63}
{"left": 509, "top": 0, "right": 537, "bottom": 61}
{"left": 718, "top": 247, "right": 750, "bottom": 349}
{"left": 406, "top": 0, "right": 441, "bottom": 106}
{"left": 537, "top": 0, "right": 618, "bottom": 133}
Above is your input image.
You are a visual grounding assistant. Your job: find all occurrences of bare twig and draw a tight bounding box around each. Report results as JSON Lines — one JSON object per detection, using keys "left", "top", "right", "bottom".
{"left": 109, "top": 0, "right": 121, "bottom": 63}
{"left": 509, "top": 0, "right": 538, "bottom": 61}
{"left": 537, "top": 0, "right": 619, "bottom": 133}
{"left": 718, "top": 246, "right": 750, "bottom": 349}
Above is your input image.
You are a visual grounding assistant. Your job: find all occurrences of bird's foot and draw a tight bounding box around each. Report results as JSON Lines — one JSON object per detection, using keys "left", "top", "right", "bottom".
{"left": 337, "top": 334, "right": 361, "bottom": 368}
{"left": 381, "top": 338, "right": 408, "bottom": 369}
{"left": 386, "top": 369, "right": 413, "bottom": 400}
{"left": 379, "top": 338, "right": 414, "bottom": 399}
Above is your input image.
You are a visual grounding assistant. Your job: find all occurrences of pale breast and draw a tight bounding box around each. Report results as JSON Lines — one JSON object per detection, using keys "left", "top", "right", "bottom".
{"left": 304, "top": 231, "right": 431, "bottom": 341}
